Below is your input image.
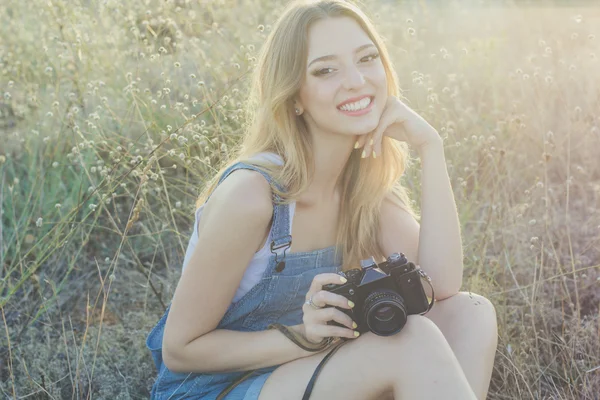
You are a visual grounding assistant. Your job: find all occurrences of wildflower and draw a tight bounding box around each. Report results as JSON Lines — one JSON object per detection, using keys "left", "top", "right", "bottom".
{"left": 55, "top": 203, "right": 62, "bottom": 209}
{"left": 175, "top": 201, "right": 182, "bottom": 208}
{"left": 528, "top": 219, "right": 536, "bottom": 226}
{"left": 36, "top": 218, "right": 43, "bottom": 227}
{"left": 89, "top": 204, "right": 97, "bottom": 211}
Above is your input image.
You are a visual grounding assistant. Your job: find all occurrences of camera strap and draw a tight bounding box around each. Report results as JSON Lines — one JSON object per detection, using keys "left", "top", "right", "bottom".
{"left": 302, "top": 339, "right": 350, "bottom": 400}
{"left": 418, "top": 270, "right": 436, "bottom": 314}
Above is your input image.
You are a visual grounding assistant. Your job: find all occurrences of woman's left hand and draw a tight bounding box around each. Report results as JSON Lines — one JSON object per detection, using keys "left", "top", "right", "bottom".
{"left": 355, "top": 95, "right": 442, "bottom": 158}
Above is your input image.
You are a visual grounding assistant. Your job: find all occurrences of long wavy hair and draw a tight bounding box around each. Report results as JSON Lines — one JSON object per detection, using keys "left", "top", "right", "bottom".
{"left": 195, "top": 0, "right": 417, "bottom": 271}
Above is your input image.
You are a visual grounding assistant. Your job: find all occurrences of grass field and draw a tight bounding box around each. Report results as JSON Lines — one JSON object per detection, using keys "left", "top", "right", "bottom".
{"left": 0, "top": 0, "right": 599, "bottom": 398}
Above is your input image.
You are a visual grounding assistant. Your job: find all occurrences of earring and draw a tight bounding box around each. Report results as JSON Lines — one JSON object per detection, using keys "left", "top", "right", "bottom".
{"left": 295, "top": 108, "right": 300, "bottom": 115}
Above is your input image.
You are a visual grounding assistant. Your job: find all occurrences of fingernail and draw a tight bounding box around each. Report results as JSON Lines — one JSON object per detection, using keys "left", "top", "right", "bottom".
{"left": 369, "top": 138, "right": 374, "bottom": 146}
{"left": 348, "top": 300, "right": 355, "bottom": 308}
{"left": 372, "top": 151, "right": 377, "bottom": 159}
{"left": 352, "top": 321, "right": 358, "bottom": 329}
{"left": 354, "top": 331, "right": 360, "bottom": 337}
{"left": 340, "top": 276, "right": 347, "bottom": 283}
{"left": 354, "top": 141, "right": 360, "bottom": 149}
{"left": 361, "top": 150, "right": 366, "bottom": 158}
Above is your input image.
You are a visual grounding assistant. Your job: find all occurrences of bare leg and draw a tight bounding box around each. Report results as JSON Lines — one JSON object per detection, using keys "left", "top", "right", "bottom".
{"left": 424, "top": 292, "right": 498, "bottom": 400}
{"left": 258, "top": 315, "right": 476, "bottom": 400}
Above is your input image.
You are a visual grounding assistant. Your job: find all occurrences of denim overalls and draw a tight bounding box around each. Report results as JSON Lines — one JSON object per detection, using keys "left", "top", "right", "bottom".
{"left": 146, "top": 160, "right": 344, "bottom": 399}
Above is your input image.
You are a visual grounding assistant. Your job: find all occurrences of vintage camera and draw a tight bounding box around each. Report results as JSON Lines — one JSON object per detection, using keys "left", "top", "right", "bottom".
{"left": 323, "top": 253, "right": 433, "bottom": 336}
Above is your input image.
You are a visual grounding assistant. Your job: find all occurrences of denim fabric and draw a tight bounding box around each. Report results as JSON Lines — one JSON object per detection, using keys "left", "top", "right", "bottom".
{"left": 146, "top": 161, "right": 343, "bottom": 399}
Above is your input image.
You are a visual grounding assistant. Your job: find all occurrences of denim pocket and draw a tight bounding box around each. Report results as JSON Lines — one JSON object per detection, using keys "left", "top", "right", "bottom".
{"left": 241, "top": 265, "right": 339, "bottom": 329}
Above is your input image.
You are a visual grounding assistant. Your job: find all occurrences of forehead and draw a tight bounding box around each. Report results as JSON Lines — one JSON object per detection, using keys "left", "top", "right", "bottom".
{"left": 306, "top": 17, "right": 372, "bottom": 58}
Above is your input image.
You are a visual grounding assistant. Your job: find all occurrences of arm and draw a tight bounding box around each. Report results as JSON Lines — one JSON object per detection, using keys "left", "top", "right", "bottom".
{"left": 378, "top": 141, "right": 463, "bottom": 300}
{"left": 162, "top": 170, "right": 312, "bottom": 374}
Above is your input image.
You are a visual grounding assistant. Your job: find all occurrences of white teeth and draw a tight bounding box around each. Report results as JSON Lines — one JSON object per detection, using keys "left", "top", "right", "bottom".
{"left": 339, "top": 97, "right": 371, "bottom": 112}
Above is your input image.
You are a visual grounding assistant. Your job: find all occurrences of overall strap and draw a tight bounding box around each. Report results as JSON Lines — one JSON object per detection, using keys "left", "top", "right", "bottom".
{"left": 209, "top": 161, "right": 292, "bottom": 269}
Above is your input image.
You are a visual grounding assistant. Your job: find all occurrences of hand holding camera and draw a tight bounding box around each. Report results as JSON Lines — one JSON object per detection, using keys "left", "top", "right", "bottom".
{"left": 301, "top": 273, "right": 362, "bottom": 344}
{"left": 323, "top": 252, "right": 434, "bottom": 336}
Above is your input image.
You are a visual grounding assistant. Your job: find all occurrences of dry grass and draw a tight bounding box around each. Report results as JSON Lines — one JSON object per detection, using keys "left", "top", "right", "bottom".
{"left": 0, "top": 0, "right": 598, "bottom": 398}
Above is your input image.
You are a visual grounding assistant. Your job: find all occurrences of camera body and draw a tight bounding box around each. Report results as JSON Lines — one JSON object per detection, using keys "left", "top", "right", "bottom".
{"left": 323, "top": 253, "right": 431, "bottom": 336}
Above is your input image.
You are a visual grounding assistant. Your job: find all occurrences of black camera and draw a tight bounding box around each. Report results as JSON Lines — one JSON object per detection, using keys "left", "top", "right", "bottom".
{"left": 323, "top": 253, "right": 433, "bottom": 336}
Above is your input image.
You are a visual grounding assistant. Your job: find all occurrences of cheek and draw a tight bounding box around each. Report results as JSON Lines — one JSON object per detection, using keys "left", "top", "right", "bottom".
{"left": 314, "top": 82, "right": 338, "bottom": 104}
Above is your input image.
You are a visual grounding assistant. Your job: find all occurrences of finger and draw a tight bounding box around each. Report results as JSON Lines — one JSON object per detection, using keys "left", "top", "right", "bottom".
{"left": 371, "top": 124, "right": 385, "bottom": 159}
{"left": 305, "top": 323, "right": 358, "bottom": 340}
{"left": 359, "top": 134, "right": 373, "bottom": 158}
{"left": 314, "top": 306, "right": 356, "bottom": 330}
{"left": 366, "top": 116, "right": 390, "bottom": 158}
{"left": 307, "top": 273, "right": 347, "bottom": 300}
{"left": 355, "top": 133, "right": 369, "bottom": 150}
{"left": 311, "top": 290, "right": 354, "bottom": 310}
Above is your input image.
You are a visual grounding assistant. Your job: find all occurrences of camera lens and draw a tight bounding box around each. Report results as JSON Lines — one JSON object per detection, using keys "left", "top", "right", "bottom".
{"left": 374, "top": 306, "right": 395, "bottom": 322}
{"left": 363, "top": 290, "right": 407, "bottom": 336}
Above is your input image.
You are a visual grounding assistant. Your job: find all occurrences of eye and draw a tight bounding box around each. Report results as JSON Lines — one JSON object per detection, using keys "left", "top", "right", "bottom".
{"left": 311, "top": 52, "right": 380, "bottom": 77}
{"left": 313, "top": 67, "right": 335, "bottom": 76}
{"left": 361, "top": 52, "right": 380, "bottom": 62}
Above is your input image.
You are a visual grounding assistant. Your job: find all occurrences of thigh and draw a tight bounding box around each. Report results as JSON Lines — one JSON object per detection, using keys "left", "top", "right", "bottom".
{"left": 258, "top": 314, "right": 456, "bottom": 400}
{"left": 257, "top": 331, "right": 394, "bottom": 400}
{"left": 424, "top": 291, "right": 497, "bottom": 341}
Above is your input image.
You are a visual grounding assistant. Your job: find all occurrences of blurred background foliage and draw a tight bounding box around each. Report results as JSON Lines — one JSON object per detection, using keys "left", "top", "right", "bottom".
{"left": 0, "top": 0, "right": 599, "bottom": 398}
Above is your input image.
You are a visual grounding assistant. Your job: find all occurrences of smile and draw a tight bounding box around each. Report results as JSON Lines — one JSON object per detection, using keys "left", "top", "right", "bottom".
{"left": 337, "top": 96, "right": 374, "bottom": 116}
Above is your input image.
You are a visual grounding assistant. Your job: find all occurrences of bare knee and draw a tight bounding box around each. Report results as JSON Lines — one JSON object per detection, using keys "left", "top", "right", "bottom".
{"left": 454, "top": 292, "right": 498, "bottom": 341}
{"left": 470, "top": 292, "right": 498, "bottom": 333}
{"left": 360, "top": 314, "right": 452, "bottom": 365}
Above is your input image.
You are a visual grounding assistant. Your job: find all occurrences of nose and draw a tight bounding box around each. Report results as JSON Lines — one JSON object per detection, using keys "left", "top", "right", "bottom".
{"left": 342, "top": 65, "right": 366, "bottom": 90}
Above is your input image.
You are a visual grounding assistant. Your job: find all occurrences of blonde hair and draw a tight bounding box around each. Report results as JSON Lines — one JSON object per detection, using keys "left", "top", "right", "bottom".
{"left": 196, "top": 0, "right": 417, "bottom": 271}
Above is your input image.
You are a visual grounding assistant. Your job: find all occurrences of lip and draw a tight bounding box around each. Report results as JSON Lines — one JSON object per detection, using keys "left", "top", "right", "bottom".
{"left": 336, "top": 95, "right": 373, "bottom": 109}
{"left": 337, "top": 96, "right": 374, "bottom": 116}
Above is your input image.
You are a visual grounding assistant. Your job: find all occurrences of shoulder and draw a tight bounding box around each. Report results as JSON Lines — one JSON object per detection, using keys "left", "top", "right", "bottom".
{"left": 203, "top": 168, "right": 274, "bottom": 223}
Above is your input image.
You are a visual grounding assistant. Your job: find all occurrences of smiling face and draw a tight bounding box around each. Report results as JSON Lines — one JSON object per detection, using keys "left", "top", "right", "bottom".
{"left": 296, "top": 16, "right": 388, "bottom": 138}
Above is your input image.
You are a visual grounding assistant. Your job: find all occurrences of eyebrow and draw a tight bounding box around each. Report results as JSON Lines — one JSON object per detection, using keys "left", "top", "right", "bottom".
{"left": 307, "top": 43, "right": 377, "bottom": 68}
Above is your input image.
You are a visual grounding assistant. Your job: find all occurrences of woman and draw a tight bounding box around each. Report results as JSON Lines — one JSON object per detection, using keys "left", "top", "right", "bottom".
{"left": 146, "top": 0, "right": 498, "bottom": 399}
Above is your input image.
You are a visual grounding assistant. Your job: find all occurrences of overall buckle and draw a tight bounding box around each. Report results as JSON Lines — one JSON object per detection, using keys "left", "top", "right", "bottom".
{"left": 271, "top": 235, "right": 292, "bottom": 272}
